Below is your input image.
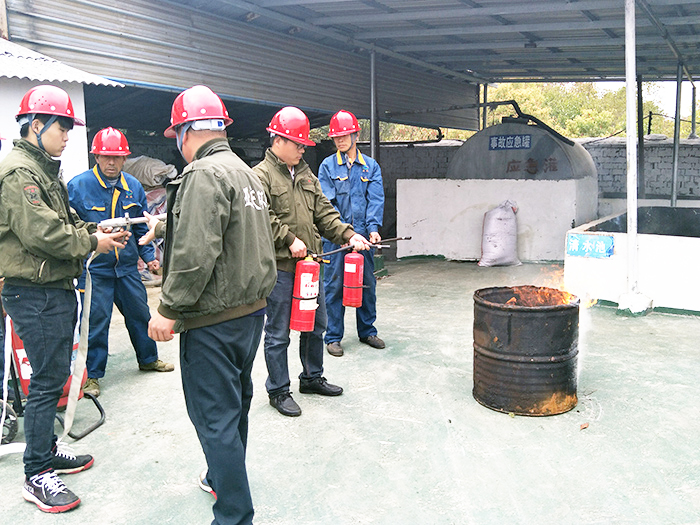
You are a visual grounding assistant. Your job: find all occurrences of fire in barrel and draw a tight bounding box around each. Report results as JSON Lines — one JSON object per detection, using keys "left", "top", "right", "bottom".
{"left": 473, "top": 285, "right": 579, "bottom": 416}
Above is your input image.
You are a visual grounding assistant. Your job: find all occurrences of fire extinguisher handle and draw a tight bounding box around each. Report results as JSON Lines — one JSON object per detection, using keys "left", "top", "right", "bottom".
{"left": 311, "top": 245, "right": 353, "bottom": 259}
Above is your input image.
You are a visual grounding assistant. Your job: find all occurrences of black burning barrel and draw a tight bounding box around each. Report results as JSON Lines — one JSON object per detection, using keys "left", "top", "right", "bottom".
{"left": 473, "top": 285, "right": 579, "bottom": 416}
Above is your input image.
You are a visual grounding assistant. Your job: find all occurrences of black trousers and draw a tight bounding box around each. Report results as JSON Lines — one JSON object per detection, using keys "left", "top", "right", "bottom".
{"left": 180, "top": 314, "right": 264, "bottom": 525}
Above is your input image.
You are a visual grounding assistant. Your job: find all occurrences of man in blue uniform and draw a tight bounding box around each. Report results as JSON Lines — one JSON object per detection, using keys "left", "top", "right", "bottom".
{"left": 318, "top": 110, "right": 385, "bottom": 357}
{"left": 68, "top": 127, "right": 173, "bottom": 398}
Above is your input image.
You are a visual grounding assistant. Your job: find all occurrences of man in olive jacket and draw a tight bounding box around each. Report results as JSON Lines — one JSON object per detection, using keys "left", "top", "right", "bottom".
{"left": 148, "top": 85, "right": 276, "bottom": 525}
{"left": 253, "top": 106, "right": 370, "bottom": 418}
{"left": 0, "top": 85, "right": 127, "bottom": 513}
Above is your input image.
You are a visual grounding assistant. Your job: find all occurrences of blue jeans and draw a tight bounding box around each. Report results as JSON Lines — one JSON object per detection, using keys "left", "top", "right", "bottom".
{"left": 322, "top": 240, "right": 378, "bottom": 344}
{"left": 263, "top": 270, "right": 326, "bottom": 396}
{"left": 78, "top": 271, "right": 158, "bottom": 378}
{"left": 180, "top": 315, "right": 263, "bottom": 525}
{"left": 1, "top": 284, "right": 76, "bottom": 477}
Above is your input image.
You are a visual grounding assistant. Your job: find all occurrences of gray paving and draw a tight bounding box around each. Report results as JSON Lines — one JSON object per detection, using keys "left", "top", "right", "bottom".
{"left": 1, "top": 259, "right": 699, "bottom": 524}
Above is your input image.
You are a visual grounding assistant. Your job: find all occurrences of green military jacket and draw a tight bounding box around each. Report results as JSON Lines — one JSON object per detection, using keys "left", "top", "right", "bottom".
{"left": 158, "top": 138, "right": 277, "bottom": 331}
{"left": 0, "top": 139, "right": 97, "bottom": 290}
{"left": 253, "top": 148, "right": 354, "bottom": 273}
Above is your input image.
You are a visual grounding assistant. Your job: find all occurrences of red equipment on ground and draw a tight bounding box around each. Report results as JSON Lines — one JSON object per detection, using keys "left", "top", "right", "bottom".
{"left": 342, "top": 251, "right": 364, "bottom": 307}
{"left": 3, "top": 318, "right": 105, "bottom": 441}
{"left": 290, "top": 257, "right": 320, "bottom": 332}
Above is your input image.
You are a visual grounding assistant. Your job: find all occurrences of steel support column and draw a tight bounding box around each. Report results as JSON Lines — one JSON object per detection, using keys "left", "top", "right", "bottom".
{"left": 482, "top": 83, "right": 488, "bottom": 130}
{"left": 624, "top": 0, "right": 639, "bottom": 299}
{"left": 690, "top": 85, "right": 698, "bottom": 139}
{"left": 671, "top": 62, "right": 682, "bottom": 207}
{"left": 0, "top": 0, "right": 8, "bottom": 39}
{"left": 637, "top": 75, "right": 645, "bottom": 199}
{"left": 370, "top": 50, "right": 379, "bottom": 163}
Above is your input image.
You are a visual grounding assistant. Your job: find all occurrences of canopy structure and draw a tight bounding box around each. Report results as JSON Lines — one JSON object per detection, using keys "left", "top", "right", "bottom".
{"left": 185, "top": 0, "right": 699, "bottom": 83}
{"left": 4, "top": 0, "right": 698, "bottom": 134}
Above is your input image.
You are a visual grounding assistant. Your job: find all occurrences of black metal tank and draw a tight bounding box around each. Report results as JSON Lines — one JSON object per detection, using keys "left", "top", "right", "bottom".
{"left": 473, "top": 286, "right": 579, "bottom": 416}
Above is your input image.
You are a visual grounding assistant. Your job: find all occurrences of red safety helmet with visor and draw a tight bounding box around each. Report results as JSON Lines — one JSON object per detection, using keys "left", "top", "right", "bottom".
{"left": 328, "top": 110, "right": 360, "bottom": 138}
{"left": 91, "top": 127, "right": 130, "bottom": 156}
{"left": 267, "top": 106, "right": 316, "bottom": 146}
{"left": 164, "top": 85, "right": 232, "bottom": 138}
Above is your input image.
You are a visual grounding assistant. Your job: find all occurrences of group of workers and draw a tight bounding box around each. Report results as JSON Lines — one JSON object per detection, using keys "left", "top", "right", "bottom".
{"left": 0, "top": 83, "right": 386, "bottom": 525}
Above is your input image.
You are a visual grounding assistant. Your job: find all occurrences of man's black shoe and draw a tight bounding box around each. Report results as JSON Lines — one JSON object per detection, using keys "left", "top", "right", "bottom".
{"left": 299, "top": 377, "right": 343, "bottom": 396}
{"left": 359, "top": 335, "right": 386, "bottom": 349}
{"left": 269, "top": 392, "right": 302, "bottom": 417}
{"left": 326, "top": 342, "right": 343, "bottom": 357}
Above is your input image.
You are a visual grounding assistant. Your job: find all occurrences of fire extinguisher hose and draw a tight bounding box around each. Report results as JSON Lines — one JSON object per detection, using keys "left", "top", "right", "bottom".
{"left": 311, "top": 236, "right": 411, "bottom": 260}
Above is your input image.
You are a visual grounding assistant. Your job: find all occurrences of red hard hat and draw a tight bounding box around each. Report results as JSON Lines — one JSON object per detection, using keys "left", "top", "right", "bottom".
{"left": 267, "top": 106, "right": 316, "bottom": 146}
{"left": 91, "top": 127, "right": 130, "bottom": 156}
{"left": 328, "top": 110, "right": 360, "bottom": 137}
{"left": 164, "top": 85, "right": 233, "bottom": 138}
{"left": 16, "top": 85, "right": 85, "bottom": 126}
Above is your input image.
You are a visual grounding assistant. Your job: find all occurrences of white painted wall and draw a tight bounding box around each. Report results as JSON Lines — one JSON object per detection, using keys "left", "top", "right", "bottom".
{"left": 396, "top": 178, "right": 598, "bottom": 262}
{"left": 564, "top": 218, "right": 700, "bottom": 312}
{"left": 0, "top": 78, "right": 89, "bottom": 181}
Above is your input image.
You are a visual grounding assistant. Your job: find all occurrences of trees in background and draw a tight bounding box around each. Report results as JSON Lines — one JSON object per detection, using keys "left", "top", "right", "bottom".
{"left": 310, "top": 82, "right": 697, "bottom": 142}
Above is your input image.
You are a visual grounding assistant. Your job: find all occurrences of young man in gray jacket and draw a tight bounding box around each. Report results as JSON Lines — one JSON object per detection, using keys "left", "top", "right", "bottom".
{"left": 148, "top": 85, "right": 276, "bottom": 525}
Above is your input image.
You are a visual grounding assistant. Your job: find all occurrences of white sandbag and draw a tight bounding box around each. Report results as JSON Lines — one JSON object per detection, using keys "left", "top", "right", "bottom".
{"left": 123, "top": 156, "right": 177, "bottom": 189}
{"left": 478, "top": 200, "right": 521, "bottom": 267}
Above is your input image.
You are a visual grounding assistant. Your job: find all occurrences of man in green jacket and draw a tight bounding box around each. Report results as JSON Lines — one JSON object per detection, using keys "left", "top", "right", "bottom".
{"left": 148, "top": 85, "right": 276, "bottom": 525}
{"left": 254, "top": 106, "right": 370, "bottom": 418}
{"left": 0, "top": 85, "right": 128, "bottom": 513}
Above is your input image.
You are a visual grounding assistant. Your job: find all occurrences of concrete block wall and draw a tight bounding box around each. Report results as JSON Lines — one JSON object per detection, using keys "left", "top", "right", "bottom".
{"left": 377, "top": 141, "right": 461, "bottom": 237}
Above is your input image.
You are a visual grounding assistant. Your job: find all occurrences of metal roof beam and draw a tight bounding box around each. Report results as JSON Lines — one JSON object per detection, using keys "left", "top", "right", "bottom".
{"left": 429, "top": 50, "right": 700, "bottom": 62}
{"left": 312, "top": 0, "right": 698, "bottom": 25}
{"left": 355, "top": 14, "right": 700, "bottom": 41}
{"left": 256, "top": 0, "right": 348, "bottom": 6}
{"left": 215, "top": 0, "right": 486, "bottom": 83}
{"left": 476, "top": 61, "right": 680, "bottom": 72}
{"left": 394, "top": 33, "right": 698, "bottom": 53}
{"left": 356, "top": 18, "right": 645, "bottom": 41}
{"left": 310, "top": 0, "right": 624, "bottom": 26}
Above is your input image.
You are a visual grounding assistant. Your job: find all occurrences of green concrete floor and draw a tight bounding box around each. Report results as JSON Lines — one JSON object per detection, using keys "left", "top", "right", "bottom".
{"left": 1, "top": 259, "right": 699, "bottom": 524}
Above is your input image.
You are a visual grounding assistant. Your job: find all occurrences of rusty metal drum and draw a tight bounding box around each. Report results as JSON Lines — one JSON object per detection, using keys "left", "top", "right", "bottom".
{"left": 473, "top": 285, "right": 579, "bottom": 416}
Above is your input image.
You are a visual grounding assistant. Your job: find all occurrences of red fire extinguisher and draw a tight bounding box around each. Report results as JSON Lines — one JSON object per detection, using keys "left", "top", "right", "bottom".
{"left": 290, "top": 257, "right": 320, "bottom": 332}
{"left": 343, "top": 251, "right": 364, "bottom": 307}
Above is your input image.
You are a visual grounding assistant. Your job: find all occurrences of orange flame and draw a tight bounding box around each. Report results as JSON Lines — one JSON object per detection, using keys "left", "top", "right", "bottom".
{"left": 537, "top": 265, "right": 598, "bottom": 308}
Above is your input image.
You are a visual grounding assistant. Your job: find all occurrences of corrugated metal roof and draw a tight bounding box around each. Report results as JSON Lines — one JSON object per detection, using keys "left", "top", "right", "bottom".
{"left": 4, "top": 0, "right": 478, "bottom": 131}
{"left": 7, "top": 1, "right": 697, "bottom": 133}
{"left": 0, "top": 38, "right": 122, "bottom": 87}
{"left": 208, "top": 0, "right": 700, "bottom": 83}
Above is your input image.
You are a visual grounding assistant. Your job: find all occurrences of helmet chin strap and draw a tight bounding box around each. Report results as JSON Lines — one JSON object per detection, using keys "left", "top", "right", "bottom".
{"left": 35, "top": 115, "right": 58, "bottom": 152}
{"left": 176, "top": 122, "right": 193, "bottom": 156}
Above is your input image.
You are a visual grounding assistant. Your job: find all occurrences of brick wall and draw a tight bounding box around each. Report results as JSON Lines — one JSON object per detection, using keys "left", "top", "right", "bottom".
{"left": 578, "top": 135, "right": 700, "bottom": 198}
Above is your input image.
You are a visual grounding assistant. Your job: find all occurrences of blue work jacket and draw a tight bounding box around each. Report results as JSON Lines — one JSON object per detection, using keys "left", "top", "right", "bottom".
{"left": 67, "top": 165, "right": 155, "bottom": 278}
{"left": 318, "top": 149, "right": 384, "bottom": 236}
